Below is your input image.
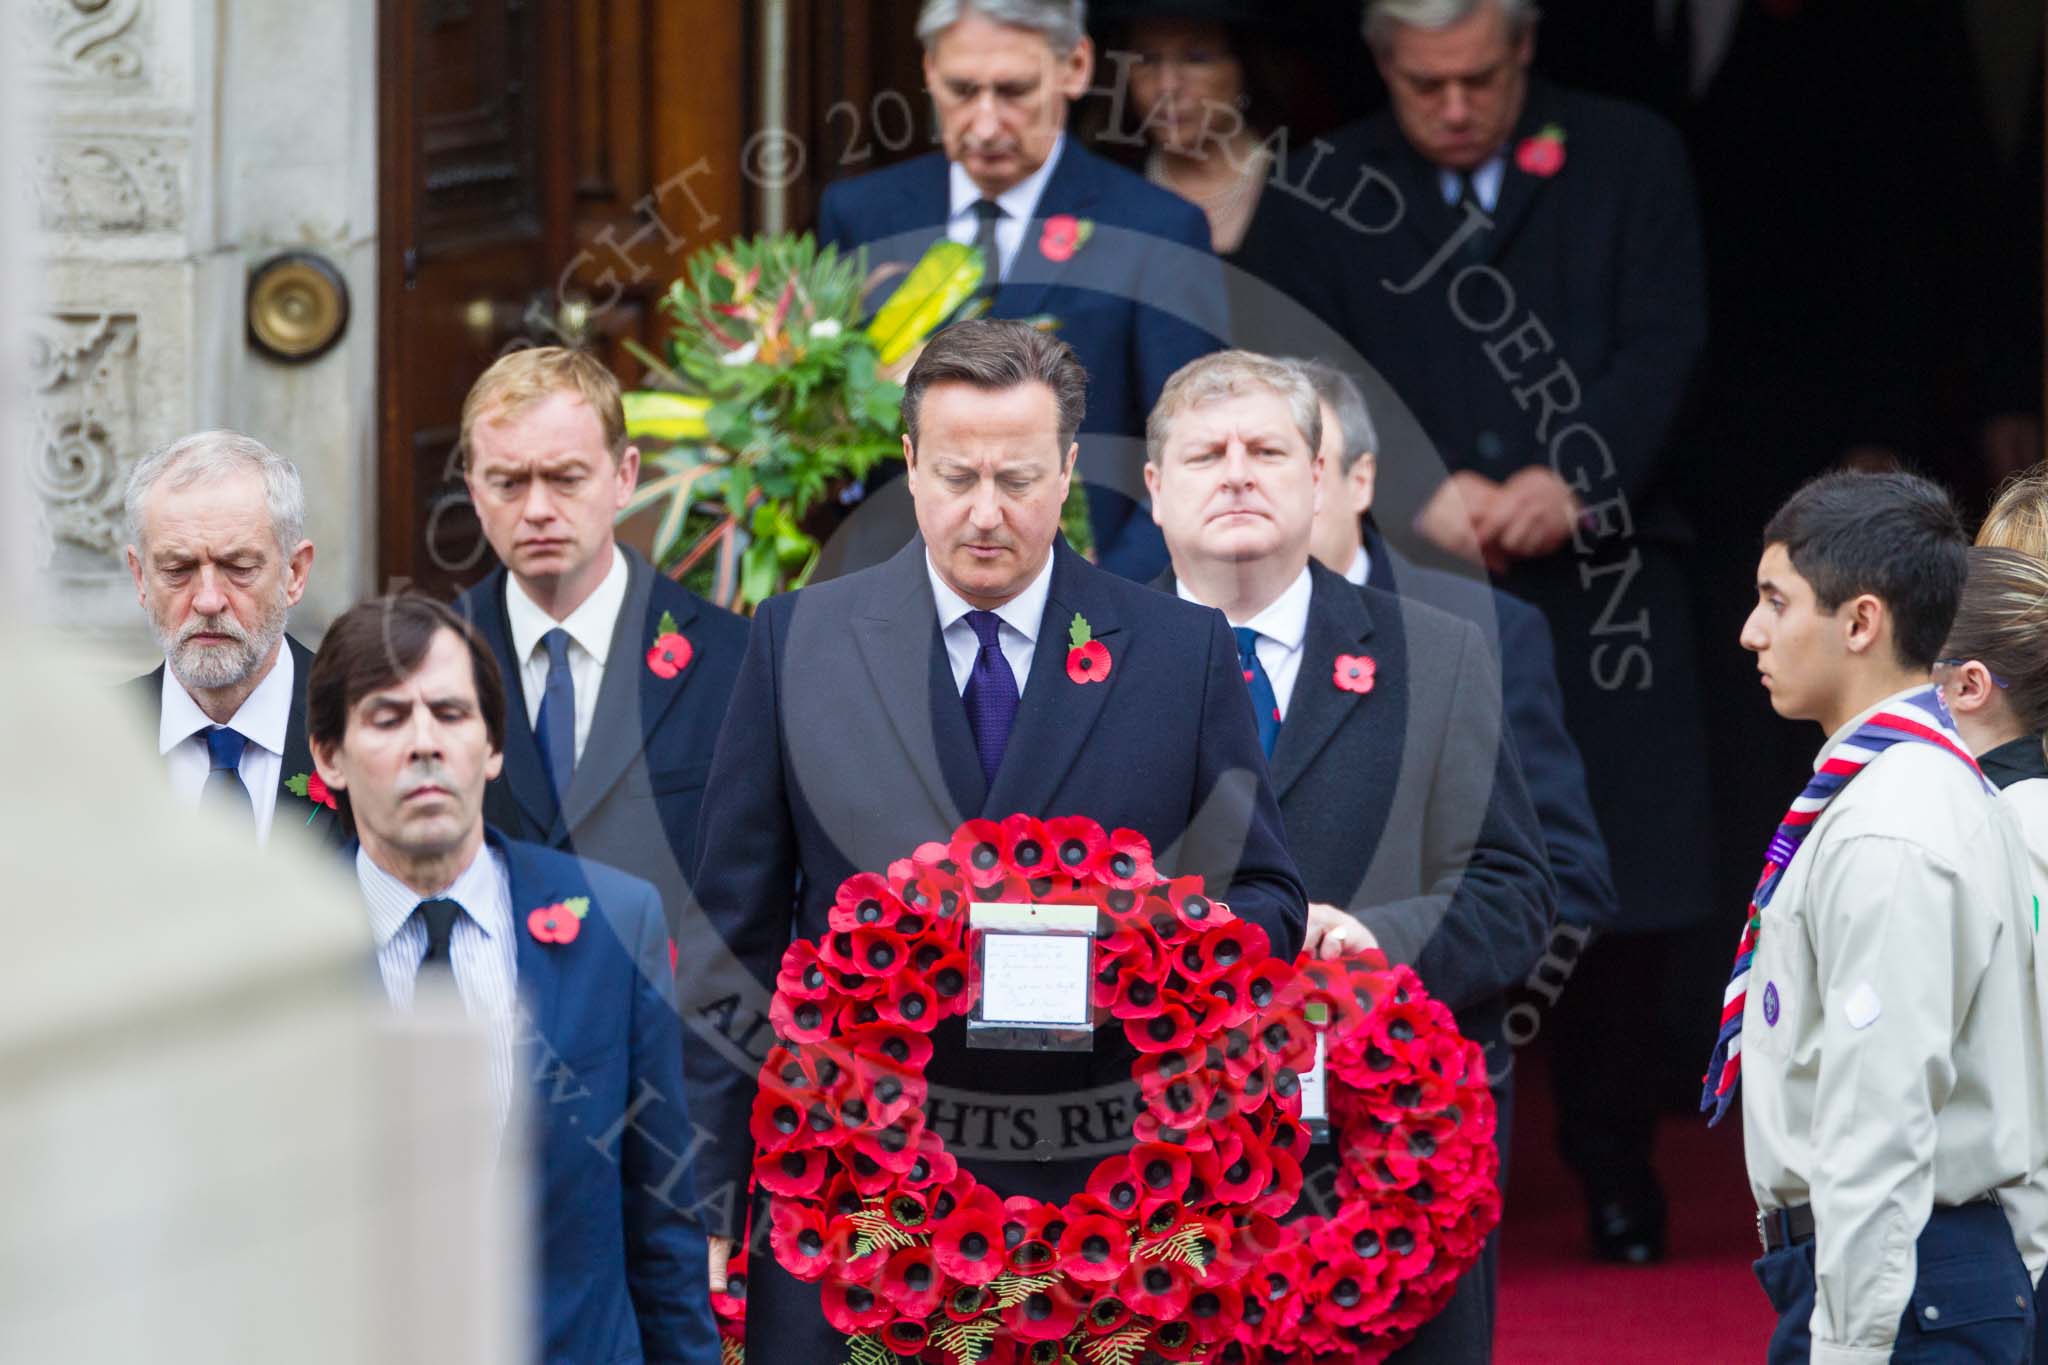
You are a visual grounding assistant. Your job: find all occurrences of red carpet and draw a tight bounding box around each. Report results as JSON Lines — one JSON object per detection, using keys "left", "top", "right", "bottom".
{"left": 1495, "top": 1045, "right": 1776, "bottom": 1362}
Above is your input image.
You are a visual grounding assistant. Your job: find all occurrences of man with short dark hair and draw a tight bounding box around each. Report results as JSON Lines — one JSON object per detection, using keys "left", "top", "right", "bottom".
{"left": 308, "top": 594, "right": 720, "bottom": 1365}
{"left": 816, "top": 0, "right": 1227, "bottom": 580}
{"left": 692, "top": 319, "right": 1305, "bottom": 1358}
{"left": 1717, "top": 473, "right": 2044, "bottom": 1363}
{"left": 122, "top": 430, "right": 339, "bottom": 845}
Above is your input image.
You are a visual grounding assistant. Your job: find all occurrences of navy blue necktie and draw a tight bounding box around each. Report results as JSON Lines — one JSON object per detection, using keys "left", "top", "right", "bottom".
{"left": 414, "top": 897, "right": 463, "bottom": 983}
{"left": 969, "top": 198, "right": 1004, "bottom": 304}
{"left": 1233, "top": 626, "right": 1282, "bottom": 759}
{"left": 1453, "top": 171, "right": 1490, "bottom": 262}
{"left": 961, "top": 610, "right": 1020, "bottom": 785}
{"left": 535, "top": 628, "right": 576, "bottom": 793}
{"left": 203, "top": 725, "right": 253, "bottom": 823}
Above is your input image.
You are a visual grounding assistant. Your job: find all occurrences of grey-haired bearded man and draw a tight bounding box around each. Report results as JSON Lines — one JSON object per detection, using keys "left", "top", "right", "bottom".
{"left": 122, "top": 429, "right": 339, "bottom": 845}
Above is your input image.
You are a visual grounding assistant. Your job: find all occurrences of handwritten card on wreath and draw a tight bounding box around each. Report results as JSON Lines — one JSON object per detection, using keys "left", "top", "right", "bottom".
{"left": 969, "top": 902, "right": 1095, "bottom": 1035}
{"left": 981, "top": 933, "right": 1092, "bottom": 1024}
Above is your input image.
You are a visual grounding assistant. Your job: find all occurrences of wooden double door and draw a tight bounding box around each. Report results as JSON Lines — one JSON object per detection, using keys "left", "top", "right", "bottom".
{"left": 377, "top": 0, "right": 939, "bottom": 598}
{"left": 377, "top": 0, "right": 748, "bottom": 598}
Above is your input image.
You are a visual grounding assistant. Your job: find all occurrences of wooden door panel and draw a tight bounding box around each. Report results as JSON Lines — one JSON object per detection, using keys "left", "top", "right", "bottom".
{"left": 380, "top": 0, "right": 747, "bottom": 596}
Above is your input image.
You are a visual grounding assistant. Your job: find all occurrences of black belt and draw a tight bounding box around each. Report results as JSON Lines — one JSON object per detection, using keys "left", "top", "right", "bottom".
{"left": 1759, "top": 1193, "right": 2000, "bottom": 1254}
{"left": 1757, "top": 1204, "right": 1816, "bottom": 1253}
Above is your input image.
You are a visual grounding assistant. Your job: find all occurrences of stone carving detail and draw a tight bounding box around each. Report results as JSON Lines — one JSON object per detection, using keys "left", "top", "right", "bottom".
{"left": 29, "top": 314, "right": 141, "bottom": 557}
{"left": 35, "top": 139, "right": 181, "bottom": 233}
{"left": 29, "top": 0, "right": 147, "bottom": 85}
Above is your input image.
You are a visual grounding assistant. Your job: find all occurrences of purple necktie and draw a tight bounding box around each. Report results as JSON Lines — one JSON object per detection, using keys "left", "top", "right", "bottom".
{"left": 961, "top": 610, "right": 1019, "bottom": 785}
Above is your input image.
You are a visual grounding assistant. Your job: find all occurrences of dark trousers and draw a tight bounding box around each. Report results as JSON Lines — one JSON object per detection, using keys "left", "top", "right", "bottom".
{"left": 1550, "top": 930, "right": 1667, "bottom": 1200}
{"left": 746, "top": 1235, "right": 842, "bottom": 1362}
{"left": 1753, "top": 1202, "right": 2034, "bottom": 1363}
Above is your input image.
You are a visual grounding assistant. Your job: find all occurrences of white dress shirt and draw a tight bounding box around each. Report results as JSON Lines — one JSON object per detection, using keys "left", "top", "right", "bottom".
{"left": 1177, "top": 566, "right": 1313, "bottom": 719}
{"left": 947, "top": 134, "right": 1067, "bottom": 285}
{"left": 357, "top": 841, "right": 519, "bottom": 1138}
{"left": 1740, "top": 689, "right": 2043, "bottom": 1364}
{"left": 504, "top": 544, "right": 629, "bottom": 763}
{"left": 928, "top": 550, "right": 1055, "bottom": 697}
{"left": 158, "top": 642, "right": 293, "bottom": 843}
{"left": 1438, "top": 155, "right": 1505, "bottom": 213}
{"left": 1343, "top": 545, "right": 1373, "bottom": 588}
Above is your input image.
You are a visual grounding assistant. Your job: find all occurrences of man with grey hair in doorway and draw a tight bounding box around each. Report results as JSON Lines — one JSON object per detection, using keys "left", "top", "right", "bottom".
{"left": 1147, "top": 348, "right": 1554, "bottom": 1360}
{"left": 815, "top": 0, "right": 1228, "bottom": 582}
{"left": 121, "top": 430, "right": 340, "bottom": 846}
{"left": 1260, "top": 0, "right": 1712, "bottom": 1264}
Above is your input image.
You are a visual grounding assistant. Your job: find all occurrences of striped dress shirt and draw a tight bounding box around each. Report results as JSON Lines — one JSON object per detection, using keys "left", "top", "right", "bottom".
{"left": 356, "top": 842, "right": 519, "bottom": 1139}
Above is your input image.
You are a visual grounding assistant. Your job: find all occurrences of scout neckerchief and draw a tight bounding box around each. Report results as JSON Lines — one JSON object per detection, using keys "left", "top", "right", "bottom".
{"left": 1701, "top": 686, "right": 1988, "bottom": 1125}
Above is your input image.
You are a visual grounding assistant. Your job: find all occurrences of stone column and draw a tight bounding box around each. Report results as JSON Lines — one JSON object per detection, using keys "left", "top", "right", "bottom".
{"left": 29, "top": 0, "right": 378, "bottom": 663}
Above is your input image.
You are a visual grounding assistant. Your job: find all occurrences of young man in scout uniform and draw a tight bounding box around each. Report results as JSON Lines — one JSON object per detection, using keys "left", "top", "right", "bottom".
{"left": 1712, "top": 471, "right": 2046, "bottom": 1363}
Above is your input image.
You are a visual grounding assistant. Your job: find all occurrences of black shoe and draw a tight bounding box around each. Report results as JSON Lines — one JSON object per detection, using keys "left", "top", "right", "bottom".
{"left": 1588, "top": 1184, "right": 1667, "bottom": 1265}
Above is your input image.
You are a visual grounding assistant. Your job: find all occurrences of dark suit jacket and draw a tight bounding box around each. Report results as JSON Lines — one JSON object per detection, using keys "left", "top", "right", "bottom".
{"left": 1250, "top": 78, "right": 1703, "bottom": 547}
{"left": 352, "top": 831, "right": 719, "bottom": 1365}
{"left": 1164, "top": 562, "right": 1555, "bottom": 1026}
{"left": 1248, "top": 83, "right": 1717, "bottom": 930}
{"left": 454, "top": 548, "right": 747, "bottom": 947}
{"left": 816, "top": 141, "right": 1227, "bottom": 580}
{"left": 690, "top": 536, "right": 1307, "bottom": 1229}
{"left": 1158, "top": 562, "right": 1550, "bottom": 1365}
{"left": 1364, "top": 528, "right": 1618, "bottom": 933}
{"left": 125, "top": 634, "right": 345, "bottom": 846}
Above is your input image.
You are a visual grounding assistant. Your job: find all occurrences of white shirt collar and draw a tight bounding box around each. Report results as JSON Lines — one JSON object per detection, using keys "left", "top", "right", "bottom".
{"left": 505, "top": 543, "right": 629, "bottom": 667}
{"left": 1176, "top": 565, "right": 1314, "bottom": 649}
{"left": 356, "top": 838, "right": 504, "bottom": 950}
{"left": 926, "top": 546, "right": 1056, "bottom": 644}
{"left": 950, "top": 134, "right": 1066, "bottom": 227}
{"left": 1439, "top": 155, "right": 1506, "bottom": 213}
{"left": 1344, "top": 545, "right": 1371, "bottom": 587}
{"left": 158, "top": 638, "right": 294, "bottom": 757}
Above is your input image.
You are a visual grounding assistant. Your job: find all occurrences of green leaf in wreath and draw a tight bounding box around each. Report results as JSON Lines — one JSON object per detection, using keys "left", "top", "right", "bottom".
{"left": 1061, "top": 474, "right": 1095, "bottom": 559}
{"left": 620, "top": 391, "right": 711, "bottom": 442}
{"left": 740, "top": 536, "right": 781, "bottom": 608}
{"left": 724, "top": 464, "right": 755, "bottom": 520}
{"left": 839, "top": 1335, "right": 892, "bottom": 1365}
{"left": 706, "top": 397, "right": 753, "bottom": 449}
{"left": 927, "top": 1320, "right": 997, "bottom": 1365}
{"left": 866, "top": 240, "right": 985, "bottom": 366}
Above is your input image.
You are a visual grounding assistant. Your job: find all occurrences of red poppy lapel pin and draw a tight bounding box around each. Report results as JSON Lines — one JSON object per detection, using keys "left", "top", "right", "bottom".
{"left": 1515, "top": 123, "right": 1566, "bottom": 178}
{"left": 1334, "top": 654, "right": 1377, "bottom": 695}
{"left": 1066, "top": 611, "right": 1111, "bottom": 685}
{"left": 284, "top": 771, "right": 339, "bottom": 824}
{"left": 646, "top": 609, "right": 693, "bottom": 679}
{"left": 1039, "top": 214, "right": 1094, "bottom": 264}
{"left": 529, "top": 896, "right": 590, "bottom": 945}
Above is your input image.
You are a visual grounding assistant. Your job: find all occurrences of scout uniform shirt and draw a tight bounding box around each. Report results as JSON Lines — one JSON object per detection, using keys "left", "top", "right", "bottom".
{"left": 1742, "top": 688, "right": 2044, "bottom": 1362}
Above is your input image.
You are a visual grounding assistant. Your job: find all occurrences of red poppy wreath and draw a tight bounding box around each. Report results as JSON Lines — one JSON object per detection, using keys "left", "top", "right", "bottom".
{"left": 724, "top": 815, "right": 1496, "bottom": 1365}
{"left": 1238, "top": 955, "right": 1502, "bottom": 1363}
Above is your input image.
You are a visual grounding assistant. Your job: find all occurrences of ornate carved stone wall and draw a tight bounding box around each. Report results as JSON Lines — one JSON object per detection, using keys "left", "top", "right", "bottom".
{"left": 30, "top": 0, "right": 377, "bottom": 654}
{"left": 28, "top": 312, "right": 139, "bottom": 556}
